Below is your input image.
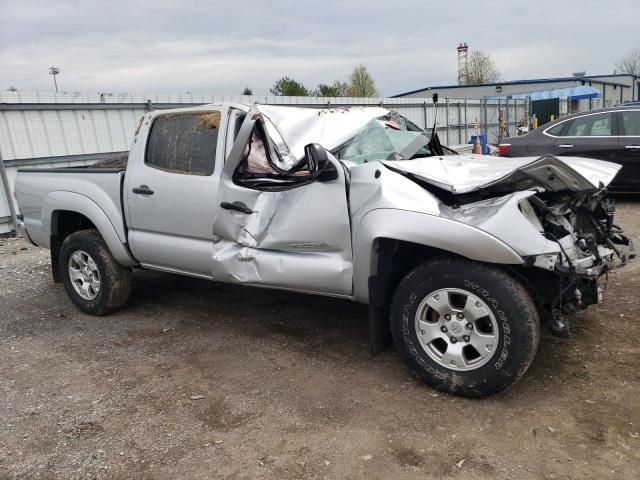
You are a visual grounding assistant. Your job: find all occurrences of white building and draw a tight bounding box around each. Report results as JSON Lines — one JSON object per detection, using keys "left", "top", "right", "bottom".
{"left": 394, "top": 74, "right": 639, "bottom": 111}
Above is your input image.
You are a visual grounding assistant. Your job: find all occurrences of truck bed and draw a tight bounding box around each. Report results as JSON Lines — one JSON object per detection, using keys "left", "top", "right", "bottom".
{"left": 18, "top": 152, "right": 129, "bottom": 174}
{"left": 15, "top": 164, "right": 128, "bottom": 251}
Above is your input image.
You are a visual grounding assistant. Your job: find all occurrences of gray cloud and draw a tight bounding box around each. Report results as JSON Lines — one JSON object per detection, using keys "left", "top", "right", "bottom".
{"left": 1, "top": 0, "right": 639, "bottom": 96}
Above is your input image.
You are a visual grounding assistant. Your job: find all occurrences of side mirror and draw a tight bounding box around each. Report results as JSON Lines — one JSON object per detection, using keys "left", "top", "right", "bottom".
{"left": 304, "top": 143, "right": 338, "bottom": 182}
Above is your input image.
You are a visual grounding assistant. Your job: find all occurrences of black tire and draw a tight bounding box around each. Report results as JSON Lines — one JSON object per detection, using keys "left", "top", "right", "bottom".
{"left": 390, "top": 257, "right": 540, "bottom": 398}
{"left": 59, "top": 229, "right": 132, "bottom": 315}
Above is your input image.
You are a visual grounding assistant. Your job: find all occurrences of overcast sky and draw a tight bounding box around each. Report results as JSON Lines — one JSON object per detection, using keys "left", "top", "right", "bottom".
{"left": 1, "top": 0, "right": 639, "bottom": 97}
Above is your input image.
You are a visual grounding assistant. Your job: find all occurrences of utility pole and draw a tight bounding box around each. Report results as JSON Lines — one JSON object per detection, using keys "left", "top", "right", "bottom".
{"left": 48, "top": 65, "right": 60, "bottom": 93}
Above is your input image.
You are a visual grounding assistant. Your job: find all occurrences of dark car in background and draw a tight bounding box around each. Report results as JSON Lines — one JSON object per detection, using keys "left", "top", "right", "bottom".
{"left": 499, "top": 106, "right": 640, "bottom": 192}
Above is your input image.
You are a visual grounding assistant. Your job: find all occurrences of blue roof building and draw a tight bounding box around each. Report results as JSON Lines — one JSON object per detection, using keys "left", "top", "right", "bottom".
{"left": 393, "top": 74, "right": 639, "bottom": 111}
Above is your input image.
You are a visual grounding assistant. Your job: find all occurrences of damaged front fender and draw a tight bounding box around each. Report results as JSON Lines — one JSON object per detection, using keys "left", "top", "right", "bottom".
{"left": 439, "top": 190, "right": 560, "bottom": 258}
{"left": 352, "top": 208, "right": 524, "bottom": 302}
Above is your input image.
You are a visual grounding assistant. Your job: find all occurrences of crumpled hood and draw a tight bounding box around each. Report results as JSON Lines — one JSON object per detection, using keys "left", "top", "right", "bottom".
{"left": 254, "top": 105, "right": 621, "bottom": 194}
{"left": 382, "top": 154, "right": 622, "bottom": 193}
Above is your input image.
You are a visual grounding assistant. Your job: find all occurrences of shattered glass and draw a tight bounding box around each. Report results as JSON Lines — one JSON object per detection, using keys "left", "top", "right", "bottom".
{"left": 339, "top": 118, "right": 434, "bottom": 164}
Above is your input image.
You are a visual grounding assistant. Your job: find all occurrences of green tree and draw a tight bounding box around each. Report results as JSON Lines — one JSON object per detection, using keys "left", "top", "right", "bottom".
{"left": 348, "top": 65, "right": 378, "bottom": 97}
{"left": 315, "top": 80, "right": 350, "bottom": 97}
{"left": 241, "top": 87, "right": 253, "bottom": 95}
{"left": 269, "top": 77, "right": 310, "bottom": 96}
{"left": 463, "top": 50, "right": 502, "bottom": 85}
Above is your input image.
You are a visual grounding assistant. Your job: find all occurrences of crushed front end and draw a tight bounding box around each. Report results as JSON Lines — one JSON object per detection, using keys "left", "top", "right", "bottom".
{"left": 522, "top": 189, "right": 635, "bottom": 336}
{"left": 380, "top": 153, "right": 635, "bottom": 338}
{"left": 438, "top": 187, "right": 635, "bottom": 337}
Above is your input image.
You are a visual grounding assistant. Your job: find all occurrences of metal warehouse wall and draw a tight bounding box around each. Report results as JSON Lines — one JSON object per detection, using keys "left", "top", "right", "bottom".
{"left": 0, "top": 91, "right": 527, "bottom": 233}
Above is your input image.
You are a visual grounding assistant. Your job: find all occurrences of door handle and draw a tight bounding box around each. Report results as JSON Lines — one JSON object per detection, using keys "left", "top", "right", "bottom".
{"left": 558, "top": 144, "right": 574, "bottom": 148}
{"left": 132, "top": 185, "right": 154, "bottom": 195}
{"left": 625, "top": 145, "right": 640, "bottom": 150}
{"left": 220, "top": 201, "right": 253, "bottom": 214}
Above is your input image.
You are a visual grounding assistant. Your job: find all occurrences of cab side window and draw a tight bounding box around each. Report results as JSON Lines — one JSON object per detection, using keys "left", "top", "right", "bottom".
{"left": 146, "top": 112, "right": 220, "bottom": 175}
{"left": 566, "top": 113, "right": 613, "bottom": 137}
{"left": 233, "top": 123, "right": 312, "bottom": 190}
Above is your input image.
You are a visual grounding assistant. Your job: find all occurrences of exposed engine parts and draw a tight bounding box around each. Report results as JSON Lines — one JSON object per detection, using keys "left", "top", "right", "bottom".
{"left": 527, "top": 190, "right": 634, "bottom": 337}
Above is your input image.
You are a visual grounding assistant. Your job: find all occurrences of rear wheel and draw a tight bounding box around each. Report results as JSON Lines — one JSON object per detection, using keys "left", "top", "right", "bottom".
{"left": 390, "top": 257, "right": 540, "bottom": 398}
{"left": 59, "top": 229, "right": 132, "bottom": 315}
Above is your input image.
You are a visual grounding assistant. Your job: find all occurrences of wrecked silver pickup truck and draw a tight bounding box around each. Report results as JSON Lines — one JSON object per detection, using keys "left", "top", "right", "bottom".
{"left": 14, "top": 103, "right": 634, "bottom": 397}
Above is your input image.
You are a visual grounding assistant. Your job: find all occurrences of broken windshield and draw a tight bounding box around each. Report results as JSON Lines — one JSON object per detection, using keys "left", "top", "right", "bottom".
{"left": 335, "top": 115, "right": 434, "bottom": 164}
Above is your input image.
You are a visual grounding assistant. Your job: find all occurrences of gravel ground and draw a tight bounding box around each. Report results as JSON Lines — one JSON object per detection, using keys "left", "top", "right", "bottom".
{"left": 1, "top": 198, "right": 639, "bottom": 480}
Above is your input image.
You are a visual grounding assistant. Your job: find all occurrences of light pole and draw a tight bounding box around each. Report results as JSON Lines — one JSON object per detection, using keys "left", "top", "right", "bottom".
{"left": 48, "top": 65, "right": 60, "bottom": 93}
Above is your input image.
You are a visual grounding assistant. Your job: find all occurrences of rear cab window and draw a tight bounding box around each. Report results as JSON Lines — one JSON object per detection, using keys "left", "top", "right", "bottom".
{"left": 145, "top": 111, "right": 220, "bottom": 175}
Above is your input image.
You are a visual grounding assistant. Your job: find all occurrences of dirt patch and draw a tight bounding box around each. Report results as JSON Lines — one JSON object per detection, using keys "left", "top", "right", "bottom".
{"left": 392, "top": 446, "right": 424, "bottom": 467}
{"left": 196, "top": 112, "right": 221, "bottom": 130}
{"left": 92, "top": 152, "right": 129, "bottom": 168}
{"left": 1, "top": 197, "right": 640, "bottom": 479}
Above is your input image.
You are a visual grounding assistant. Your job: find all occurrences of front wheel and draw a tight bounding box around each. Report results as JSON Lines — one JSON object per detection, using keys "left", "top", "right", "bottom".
{"left": 390, "top": 258, "right": 540, "bottom": 398}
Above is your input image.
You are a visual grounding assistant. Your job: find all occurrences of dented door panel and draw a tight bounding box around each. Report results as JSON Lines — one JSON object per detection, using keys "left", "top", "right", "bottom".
{"left": 211, "top": 167, "right": 353, "bottom": 295}
{"left": 212, "top": 239, "right": 352, "bottom": 295}
{"left": 211, "top": 113, "right": 353, "bottom": 295}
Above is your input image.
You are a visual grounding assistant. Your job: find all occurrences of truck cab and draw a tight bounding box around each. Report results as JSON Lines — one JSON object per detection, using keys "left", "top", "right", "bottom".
{"left": 124, "top": 105, "right": 354, "bottom": 295}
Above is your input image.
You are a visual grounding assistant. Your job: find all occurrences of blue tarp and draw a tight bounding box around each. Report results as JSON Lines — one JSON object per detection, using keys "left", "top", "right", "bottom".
{"left": 488, "top": 85, "right": 601, "bottom": 101}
